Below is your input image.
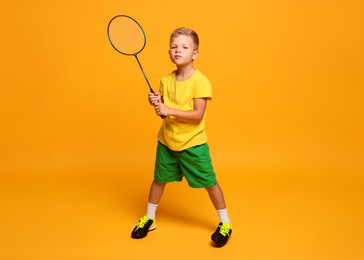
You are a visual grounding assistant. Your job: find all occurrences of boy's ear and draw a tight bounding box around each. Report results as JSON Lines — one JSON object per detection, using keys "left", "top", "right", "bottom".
{"left": 192, "top": 49, "right": 199, "bottom": 61}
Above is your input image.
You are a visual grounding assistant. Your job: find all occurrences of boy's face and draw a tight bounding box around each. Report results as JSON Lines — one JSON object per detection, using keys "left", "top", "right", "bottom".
{"left": 169, "top": 35, "right": 199, "bottom": 66}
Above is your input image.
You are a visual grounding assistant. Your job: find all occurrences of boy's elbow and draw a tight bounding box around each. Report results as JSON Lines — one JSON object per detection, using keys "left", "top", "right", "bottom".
{"left": 194, "top": 111, "right": 204, "bottom": 122}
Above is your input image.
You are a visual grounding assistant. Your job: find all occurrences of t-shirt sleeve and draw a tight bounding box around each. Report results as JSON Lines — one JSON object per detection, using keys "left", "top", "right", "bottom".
{"left": 194, "top": 78, "right": 212, "bottom": 100}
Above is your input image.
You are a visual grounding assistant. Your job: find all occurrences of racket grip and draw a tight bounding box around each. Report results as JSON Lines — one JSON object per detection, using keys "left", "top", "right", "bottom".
{"left": 151, "top": 92, "right": 165, "bottom": 119}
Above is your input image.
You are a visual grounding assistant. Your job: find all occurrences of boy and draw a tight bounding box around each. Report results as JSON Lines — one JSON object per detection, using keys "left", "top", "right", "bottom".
{"left": 131, "top": 27, "right": 232, "bottom": 247}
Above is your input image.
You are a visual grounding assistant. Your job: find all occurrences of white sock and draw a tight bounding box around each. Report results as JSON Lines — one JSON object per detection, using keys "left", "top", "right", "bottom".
{"left": 145, "top": 202, "right": 158, "bottom": 220}
{"left": 217, "top": 208, "right": 231, "bottom": 225}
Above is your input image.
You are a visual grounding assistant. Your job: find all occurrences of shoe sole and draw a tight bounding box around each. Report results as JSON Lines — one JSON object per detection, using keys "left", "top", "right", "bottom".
{"left": 149, "top": 225, "right": 157, "bottom": 231}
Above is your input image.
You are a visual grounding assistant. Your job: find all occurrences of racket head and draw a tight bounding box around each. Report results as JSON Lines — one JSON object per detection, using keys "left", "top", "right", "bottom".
{"left": 107, "top": 15, "right": 146, "bottom": 56}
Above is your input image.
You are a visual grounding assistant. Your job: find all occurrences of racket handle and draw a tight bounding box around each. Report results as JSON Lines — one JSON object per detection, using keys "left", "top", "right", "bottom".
{"left": 150, "top": 91, "right": 165, "bottom": 119}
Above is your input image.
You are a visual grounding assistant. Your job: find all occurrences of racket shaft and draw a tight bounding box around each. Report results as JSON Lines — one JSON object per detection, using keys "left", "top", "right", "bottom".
{"left": 134, "top": 55, "right": 154, "bottom": 93}
{"left": 133, "top": 55, "right": 165, "bottom": 119}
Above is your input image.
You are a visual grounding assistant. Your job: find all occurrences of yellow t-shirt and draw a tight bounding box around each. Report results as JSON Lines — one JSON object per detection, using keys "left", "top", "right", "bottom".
{"left": 158, "top": 69, "right": 212, "bottom": 151}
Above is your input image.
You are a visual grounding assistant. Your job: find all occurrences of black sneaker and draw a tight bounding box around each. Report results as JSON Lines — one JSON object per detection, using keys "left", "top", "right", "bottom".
{"left": 211, "top": 222, "right": 232, "bottom": 247}
{"left": 131, "top": 216, "right": 156, "bottom": 239}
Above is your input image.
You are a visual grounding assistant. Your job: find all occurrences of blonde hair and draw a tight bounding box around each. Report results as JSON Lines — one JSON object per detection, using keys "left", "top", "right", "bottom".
{"left": 170, "top": 27, "right": 199, "bottom": 50}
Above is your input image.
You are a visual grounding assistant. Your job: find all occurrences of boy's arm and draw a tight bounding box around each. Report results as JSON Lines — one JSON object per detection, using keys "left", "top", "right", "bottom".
{"left": 154, "top": 98, "right": 207, "bottom": 122}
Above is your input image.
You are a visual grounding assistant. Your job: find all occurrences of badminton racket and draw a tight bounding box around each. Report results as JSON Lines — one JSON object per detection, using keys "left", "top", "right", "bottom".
{"left": 107, "top": 15, "right": 165, "bottom": 118}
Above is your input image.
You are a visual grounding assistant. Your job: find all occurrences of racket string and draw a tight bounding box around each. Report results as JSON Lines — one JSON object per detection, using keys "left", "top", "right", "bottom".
{"left": 108, "top": 16, "right": 146, "bottom": 55}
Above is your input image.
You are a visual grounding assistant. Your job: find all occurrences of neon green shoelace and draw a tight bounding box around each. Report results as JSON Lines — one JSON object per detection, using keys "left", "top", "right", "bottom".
{"left": 136, "top": 216, "right": 150, "bottom": 229}
{"left": 219, "top": 223, "right": 232, "bottom": 236}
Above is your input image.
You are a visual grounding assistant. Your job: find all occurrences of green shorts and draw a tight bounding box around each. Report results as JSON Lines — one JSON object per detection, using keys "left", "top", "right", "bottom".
{"left": 154, "top": 142, "right": 217, "bottom": 188}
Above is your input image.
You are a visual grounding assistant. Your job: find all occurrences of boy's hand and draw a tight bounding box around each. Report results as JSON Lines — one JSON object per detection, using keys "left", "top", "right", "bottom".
{"left": 148, "top": 92, "right": 167, "bottom": 118}
{"left": 154, "top": 102, "right": 170, "bottom": 117}
{"left": 148, "top": 92, "right": 161, "bottom": 106}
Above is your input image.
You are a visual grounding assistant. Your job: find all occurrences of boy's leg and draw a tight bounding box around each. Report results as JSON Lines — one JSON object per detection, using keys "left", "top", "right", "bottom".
{"left": 206, "top": 183, "right": 226, "bottom": 210}
{"left": 148, "top": 180, "right": 166, "bottom": 205}
{"left": 206, "top": 183, "right": 232, "bottom": 247}
{"left": 145, "top": 180, "right": 166, "bottom": 219}
{"left": 206, "top": 183, "right": 231, "bottom": 224}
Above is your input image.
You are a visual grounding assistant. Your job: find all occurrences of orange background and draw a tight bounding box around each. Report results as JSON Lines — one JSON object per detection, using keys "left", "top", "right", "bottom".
{"left": 1, "top": 0, "right": 363, "bottom": 259}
